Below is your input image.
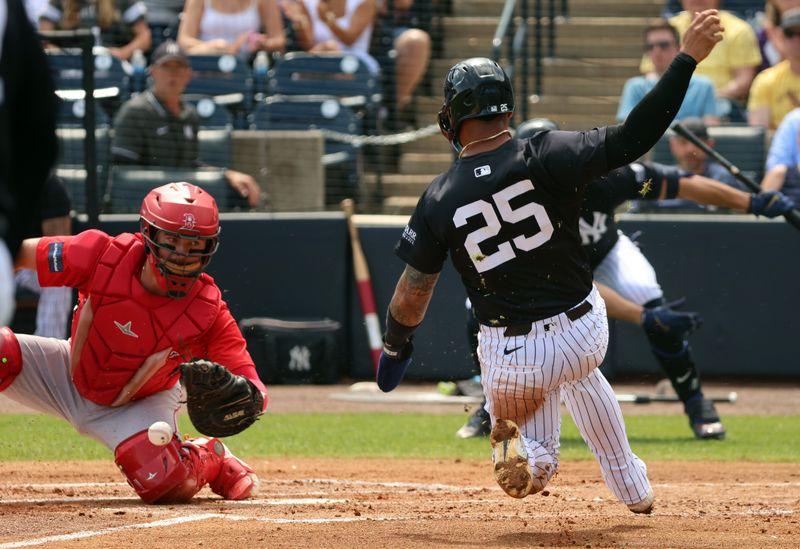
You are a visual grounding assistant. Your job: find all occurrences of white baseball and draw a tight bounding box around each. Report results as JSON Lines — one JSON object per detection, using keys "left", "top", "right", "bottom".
{"left": 147, "top": 421, "right": 174, "bottom": 446}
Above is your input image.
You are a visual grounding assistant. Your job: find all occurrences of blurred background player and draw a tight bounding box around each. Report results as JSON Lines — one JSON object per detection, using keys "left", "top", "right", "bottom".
{"left": 3, "top": 182, "right": 265, "bottom": 504}
{"left": 13, "top": 174, "right": 73, "bottom": 338}
{"left": 666, "top": 117, "right": 742, "bottom": 189}
{"left": 0, "top": 0, "right": 59, "bottom": 326}
{"left": 456, "top": 117, "right": 796, "bottom": 440}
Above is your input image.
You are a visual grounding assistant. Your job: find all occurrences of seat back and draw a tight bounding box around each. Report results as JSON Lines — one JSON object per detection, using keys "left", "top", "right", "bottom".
{"left": 57, "top": 97, "right": 111, "bottom": 128}
{"left": 651, "top": 124, "right": 766, "bottom": 182}
{"left": 198, "top": 128, "right": 232, "bottom": 166}
{"left": 184, "top": 54, "right": 253, "bottom": 101}
{"left": 106, "top": 166, "right": 230, "bottom": 213}
{"left": 184, "top": 95, "right": 234, "bottom": 129}
{"left": 47, "top": 50, "right": 130, "bottom": 99}
{"left": 267, "top": 52, "right": 381, "bottom": 109}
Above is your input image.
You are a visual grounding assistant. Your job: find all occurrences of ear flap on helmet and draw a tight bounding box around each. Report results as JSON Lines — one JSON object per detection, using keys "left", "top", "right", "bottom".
{"left": 438, "top": 109, "right": 454, "bottom": 140}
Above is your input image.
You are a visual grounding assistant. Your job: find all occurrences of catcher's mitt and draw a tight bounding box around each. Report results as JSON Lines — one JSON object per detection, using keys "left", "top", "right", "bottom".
{"left": 179, "top": 359, "right": 264, "bottom": 438}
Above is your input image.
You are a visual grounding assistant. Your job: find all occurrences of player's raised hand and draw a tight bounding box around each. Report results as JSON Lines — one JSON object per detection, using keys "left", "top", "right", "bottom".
{"left": 641, "top": 297, "right": 703, "bottom": 339}
{"left": 680, "top": 9, "right": 724, "bottom": 64}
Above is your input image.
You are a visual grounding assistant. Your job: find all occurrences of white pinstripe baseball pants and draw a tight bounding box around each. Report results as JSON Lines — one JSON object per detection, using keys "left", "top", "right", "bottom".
{"left": 478, "top": 285, "right": 652, "bottom": 506}
{"left": 593, "top": 233, "right": 663, "bottom": 305}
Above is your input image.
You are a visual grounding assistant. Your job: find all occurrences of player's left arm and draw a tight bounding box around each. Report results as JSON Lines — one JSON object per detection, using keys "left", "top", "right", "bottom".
{"left": 377, "top": 265, "right": 440, "bottom": 392}
{"left": 204, "top": 302, "right": 267, "bottom": 410}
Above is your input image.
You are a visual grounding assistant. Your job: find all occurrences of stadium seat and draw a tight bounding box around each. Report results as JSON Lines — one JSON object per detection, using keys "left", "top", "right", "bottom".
{"left": 198, "top": 128, "right": 232, "bottom": 166}
{"left": 56, "top": 97, "right": 111, "bottom": 128}
{"left": 46, "top": 50, "right": 130, "bottom": 100}
{"left": 184, "top": 95, "right": 235, "bottom": 129}
{"left": 106, "top": 166, "right": 232, "bottom": 213}
{"left": 651, "top": 124, "right": 766, "bottom": 182}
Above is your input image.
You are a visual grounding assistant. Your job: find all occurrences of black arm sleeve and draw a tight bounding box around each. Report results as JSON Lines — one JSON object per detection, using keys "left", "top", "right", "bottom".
{"left": 604, "top": 52, "right": 697, "bottom": 170}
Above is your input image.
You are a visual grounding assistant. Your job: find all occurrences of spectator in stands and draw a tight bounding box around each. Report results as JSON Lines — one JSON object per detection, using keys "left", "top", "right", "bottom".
{"left": 642, "top": 0, "right": 761, "bottom": 121}
{"left": 278, "top": 0, "right": 379, "bottom": 74}
{"left": 748, "top": 7, "right": 800, "bottom": 130}
{"left": 375, "top": 0, "right": 430, "bottom": 128}
{"left": 756, "top": 1, "right": 799, "bottom": 72}
{"left": 177, "top": 0, "right": 286, "bottom": 55}
{"left": 761, "top": 106, "right": 800, "bottom": 202}
{"left": 14, "top": 174, "right": 73, "bottom": 339}
{"left": 110, "top": 41, "right": 261, "bottom": 207}
{"left": 39, "top": 0, "right": 152, "bottom": 61}
{"left": 667, "top": 117, "right": 743, "bottom": 189}
{"left": 618, "top": 21, "right": 719, "bottom": 125}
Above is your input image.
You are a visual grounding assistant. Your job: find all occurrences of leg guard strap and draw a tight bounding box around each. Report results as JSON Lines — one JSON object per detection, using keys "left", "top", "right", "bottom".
{"left": 0, "top": 327, "right": 22, "bottom": 392}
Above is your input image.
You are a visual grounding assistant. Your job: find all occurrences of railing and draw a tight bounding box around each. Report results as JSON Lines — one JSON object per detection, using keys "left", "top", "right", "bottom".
{"left": 38, "top": 29, "right": 101, "bottom": 227}
{"left": 490, "top": 0, "right": 567, "bottom": 123}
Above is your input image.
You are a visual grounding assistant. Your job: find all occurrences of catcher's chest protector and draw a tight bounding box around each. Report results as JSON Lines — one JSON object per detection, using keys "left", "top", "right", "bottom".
{"left": 69, "top": 234, "right": 221, "bottom": 406}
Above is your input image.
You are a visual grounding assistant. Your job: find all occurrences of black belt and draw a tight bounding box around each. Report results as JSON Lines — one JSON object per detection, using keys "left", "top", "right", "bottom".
{"left": 503, "top": 300, "right": 593, "bottom": 337}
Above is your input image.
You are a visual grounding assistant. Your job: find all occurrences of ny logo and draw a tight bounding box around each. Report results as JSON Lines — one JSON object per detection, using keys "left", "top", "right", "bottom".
{"left": 579, "top": 212, "right": 608, "bottom": 245}
{"left": 288, "top": 345, "right": 312, "bottom": 372}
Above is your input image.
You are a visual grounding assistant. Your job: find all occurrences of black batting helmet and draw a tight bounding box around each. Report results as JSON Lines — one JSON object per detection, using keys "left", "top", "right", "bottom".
{"left": 515, "top": 118, "right": 559, "bottom": 139}
{"left": 438, "top": 57, "right": 514, "bottom": 152}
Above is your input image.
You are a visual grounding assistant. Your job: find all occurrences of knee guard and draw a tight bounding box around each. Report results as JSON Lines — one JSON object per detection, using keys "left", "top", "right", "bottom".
{"left": 0, "top": 327, "right": 22, "bottom": 392}
{"left": 114, "top": 430, "right": 224, "bottom": 504}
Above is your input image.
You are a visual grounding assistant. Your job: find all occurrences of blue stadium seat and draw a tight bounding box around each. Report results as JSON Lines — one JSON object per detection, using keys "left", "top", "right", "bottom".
{"left": 106, "top": 166, "right": 232, "bottom": 213}
{"left": 184, "top": 95, "right": 234, "bottom": 129}
{"left": 46, "top": 50, "right": 130, "bottom": 100}
{"left": 198, "top": 128, "right": 232, "bottom": 166}
{"left": 56, "top": 97, "right": 111, "bottom": 128}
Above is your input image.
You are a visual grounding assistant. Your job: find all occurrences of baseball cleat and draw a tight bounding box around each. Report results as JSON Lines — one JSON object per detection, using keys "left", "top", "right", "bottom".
{"left": 490, "top": 418, "right": 533, "bottom": 498}
{"left": 456, "top": 405, "right": 491, "bottom": 438}
{"left": 685, "top": 395, "right": 726, "bottom": 440}
{"left": 209, "top": 443, "right": 260, "bottom": 500}
{"left": 627, "top": 488, "right": 655, "bottom": 514}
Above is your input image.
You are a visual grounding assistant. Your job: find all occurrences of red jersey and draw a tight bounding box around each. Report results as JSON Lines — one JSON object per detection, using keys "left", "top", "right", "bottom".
{"left": 36, "top": 230, "right": 267, "bottom": 408}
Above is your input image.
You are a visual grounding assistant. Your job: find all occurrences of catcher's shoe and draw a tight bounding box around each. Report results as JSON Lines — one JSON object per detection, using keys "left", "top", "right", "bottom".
{"left": 490, "top": 418, "right": 533, "bottom": 498}
{"left": 627, "top": 488, "right": 655, "bottom": 514}
{"left": 684, "top": 395, "right": 726, "bottom": 440}
{"left": 207, "top": 441, "right": 260, "bottom": 500}
{"left": 456, "top": 405, "right": 491, "bottom": 439}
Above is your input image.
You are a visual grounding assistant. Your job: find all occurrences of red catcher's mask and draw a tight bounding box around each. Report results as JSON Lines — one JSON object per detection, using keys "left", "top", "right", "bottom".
{"left": 139, "top": 182, "right": 220, "bottom": 298}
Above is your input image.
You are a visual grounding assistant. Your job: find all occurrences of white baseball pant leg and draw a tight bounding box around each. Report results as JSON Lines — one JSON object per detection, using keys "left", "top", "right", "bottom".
{"left": 5, "top": 334, "right": 182, "bottom": 451}
{"left": 593, "top": 233, "right": 663, "bottom": 305}
{"left": 478, "top": 286, "right": 610, "bottom": 493}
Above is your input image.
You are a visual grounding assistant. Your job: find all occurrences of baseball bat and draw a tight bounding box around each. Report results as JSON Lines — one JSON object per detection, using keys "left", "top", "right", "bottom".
{"left": 615, "top": 391, "right": 738, "bottom": 404}
{"left": 341, "top": 199, "right": 382, "bottom": 372}
{"left": 671, "top": 121, "right": 800, "bottom": 231}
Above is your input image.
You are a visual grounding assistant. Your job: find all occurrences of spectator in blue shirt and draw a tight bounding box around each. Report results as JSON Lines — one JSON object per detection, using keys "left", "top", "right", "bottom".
{"left": 761, "top": 107, "right": 800, "bottom": 203}
{"left": 617, "top": 21, "right": 719, "bottom": 125}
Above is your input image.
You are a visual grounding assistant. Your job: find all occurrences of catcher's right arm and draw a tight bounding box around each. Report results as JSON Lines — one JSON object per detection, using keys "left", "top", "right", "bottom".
{"left": 179, "top": 359, "right": 264, "bottom": 438}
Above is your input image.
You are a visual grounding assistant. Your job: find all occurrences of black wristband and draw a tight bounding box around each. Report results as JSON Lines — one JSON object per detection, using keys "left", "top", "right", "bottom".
{"left": 384, "top": 311, "right": 420, "bottom": 349}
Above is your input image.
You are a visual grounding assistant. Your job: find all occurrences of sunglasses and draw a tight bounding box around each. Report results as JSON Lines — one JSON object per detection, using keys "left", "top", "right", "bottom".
{"left": 783, "top": 27, "right": 800, "bottom": 39}
{"left": 645, "top": 40, "right": 675, "bottom": 51}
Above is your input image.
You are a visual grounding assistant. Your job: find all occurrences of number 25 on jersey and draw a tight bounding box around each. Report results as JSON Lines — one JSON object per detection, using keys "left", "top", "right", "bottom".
{"left": 453, "top": 179, "right": 553, "bottom": 273}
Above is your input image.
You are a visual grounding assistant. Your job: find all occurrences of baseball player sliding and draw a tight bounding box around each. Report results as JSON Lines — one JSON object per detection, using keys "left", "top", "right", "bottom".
{"left": 1, "top": 182, "right": 265, "bottom": 503}
{"left": 376, "top": 10, "right": 724, "bottom": 513}
{"left": 456, "top": 120, "right": 797, "bottom": 440}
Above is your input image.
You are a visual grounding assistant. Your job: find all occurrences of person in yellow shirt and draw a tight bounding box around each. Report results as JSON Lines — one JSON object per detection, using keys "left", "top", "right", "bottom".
{"left": 748, "top": 8, "right": 800, "bottom": 130}
{"left": 641, "top": 1, "right": 761, "bottom": 119}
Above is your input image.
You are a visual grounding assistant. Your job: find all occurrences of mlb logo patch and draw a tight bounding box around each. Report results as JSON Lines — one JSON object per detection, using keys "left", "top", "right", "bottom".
{"left": 474, "top": 165, "right": 491, "bottom": 178}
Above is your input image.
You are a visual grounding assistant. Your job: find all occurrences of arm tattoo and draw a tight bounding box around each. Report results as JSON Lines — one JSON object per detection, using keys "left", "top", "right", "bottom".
{"left": 389, "top": 265, "right": 439, "bottom": 326}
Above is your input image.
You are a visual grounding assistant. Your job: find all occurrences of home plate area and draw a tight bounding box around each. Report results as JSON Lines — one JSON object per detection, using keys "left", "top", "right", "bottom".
{"left": 0, "top": 459, "right": 797, "bottom": 548}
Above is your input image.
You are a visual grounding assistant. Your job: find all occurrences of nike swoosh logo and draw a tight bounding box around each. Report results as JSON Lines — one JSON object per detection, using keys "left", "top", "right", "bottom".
{"left": 675, "top": 370, "right": 693, "bottom": 384}
{"left": 503, "top": 345, "right": 523, "bottom": 356}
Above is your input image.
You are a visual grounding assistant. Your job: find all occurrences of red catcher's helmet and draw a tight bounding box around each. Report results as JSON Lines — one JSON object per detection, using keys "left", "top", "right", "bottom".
{"left": 139, "top": 182, "right": 220, "bottom": 298}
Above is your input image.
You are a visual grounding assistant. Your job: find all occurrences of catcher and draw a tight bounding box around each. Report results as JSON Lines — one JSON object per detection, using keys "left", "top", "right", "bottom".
{"left": 1, "top": 182, "right": 265, "bottom": 503}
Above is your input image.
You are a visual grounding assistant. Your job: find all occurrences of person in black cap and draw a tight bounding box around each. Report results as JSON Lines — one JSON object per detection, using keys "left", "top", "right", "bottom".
{"left": 667, "top": 116, "right": 741, "bottom": 189}
{"left": 111, "top": 40, "right": 261, "bottom": 207}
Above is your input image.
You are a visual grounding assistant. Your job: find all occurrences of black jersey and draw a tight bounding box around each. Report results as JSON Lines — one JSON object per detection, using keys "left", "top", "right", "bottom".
{"left": 580, "top": 162, "right": 680, "bottom": 268}
{"left": 395, "top": 130, "right": 611, "bottom": 326}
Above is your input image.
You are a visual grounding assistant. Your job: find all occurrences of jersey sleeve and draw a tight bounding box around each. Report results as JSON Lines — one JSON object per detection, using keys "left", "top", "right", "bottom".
{"left": 586, "top": 161, "right": 669, "bottom": 209}
{"left": 532, "top": 128, "right": 610, "bottom": 190}
{"left": 204, "top": 302, "right": 267, "bottom": 409}
{"left": 36, "top": 229, "right": 110, "bottom": 289}
{"left": 393, "top": 192, "right": 448, "bottom": 274}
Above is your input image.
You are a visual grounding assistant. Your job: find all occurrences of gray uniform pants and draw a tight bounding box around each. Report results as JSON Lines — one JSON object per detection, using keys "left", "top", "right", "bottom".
{"left": 4, "top": 334, "right": 181, "bottom": 451}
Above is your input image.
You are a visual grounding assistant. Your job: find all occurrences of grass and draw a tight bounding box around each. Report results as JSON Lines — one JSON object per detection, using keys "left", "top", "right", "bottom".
{"left": 0, "top": 413, "right": 798, "bottom": 462}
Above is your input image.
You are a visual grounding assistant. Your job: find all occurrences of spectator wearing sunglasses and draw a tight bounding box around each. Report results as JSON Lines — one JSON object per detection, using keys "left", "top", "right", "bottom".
{"left": 748, "top": 7, "right": 800, "bottom": 130}
{"left": 617, "top": 21, "right": 720, "bottom": 125}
